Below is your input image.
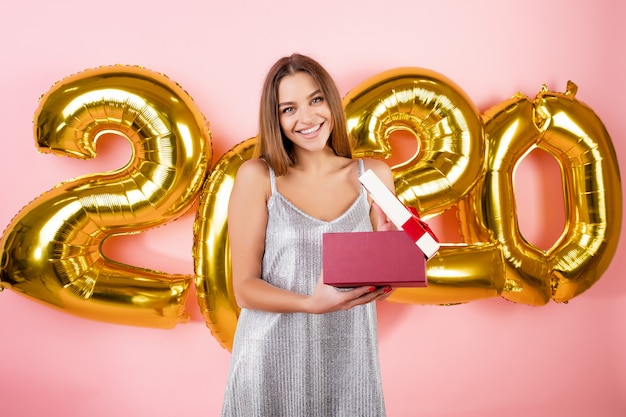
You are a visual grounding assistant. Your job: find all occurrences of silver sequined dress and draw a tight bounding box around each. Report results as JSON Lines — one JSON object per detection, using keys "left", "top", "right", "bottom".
{"left": 221, "top": 159, "right": 386, "bottom": 417}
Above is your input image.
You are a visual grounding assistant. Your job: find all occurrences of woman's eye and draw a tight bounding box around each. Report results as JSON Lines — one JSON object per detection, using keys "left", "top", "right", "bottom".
{"left": 281, "top": 106, "right": 294, "bottom": 114}
{"left": 311, "top": 96, "right": 323, "bottom": 105}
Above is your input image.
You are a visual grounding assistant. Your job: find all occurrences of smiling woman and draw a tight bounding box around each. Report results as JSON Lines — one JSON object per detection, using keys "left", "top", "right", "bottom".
{"left": 221, "top": 53, "right": 396, "bottom": 417}
{"left": 1, "top": 1, "right": 625, "bottom": 416}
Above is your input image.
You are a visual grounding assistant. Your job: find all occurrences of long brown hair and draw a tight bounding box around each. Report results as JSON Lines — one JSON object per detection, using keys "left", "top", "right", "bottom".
{"left": 254, "top": 53, "right": 352, "bottom": 176}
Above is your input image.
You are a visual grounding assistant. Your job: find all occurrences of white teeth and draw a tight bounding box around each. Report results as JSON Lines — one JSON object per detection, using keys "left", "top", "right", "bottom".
{"left": 299, "top": 125, "right": 321, "bottom": 135}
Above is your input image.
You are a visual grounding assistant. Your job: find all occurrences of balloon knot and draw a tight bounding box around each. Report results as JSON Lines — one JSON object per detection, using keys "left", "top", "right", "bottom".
{"left": 565, "top": 80, "right": 578, "bottom": 96}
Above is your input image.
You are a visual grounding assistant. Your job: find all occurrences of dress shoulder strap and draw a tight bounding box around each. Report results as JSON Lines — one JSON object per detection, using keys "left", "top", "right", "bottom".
{"left": 268, "top": 165, "right": 277, "bottom": 194}
{"left": 357, "top": 159, "right": 368, "bottom": 195}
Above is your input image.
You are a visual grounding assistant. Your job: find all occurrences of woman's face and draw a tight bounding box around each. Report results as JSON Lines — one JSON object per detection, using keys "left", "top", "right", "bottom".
{"left": 277, "top": 72, "right": 333, "bottom": 153}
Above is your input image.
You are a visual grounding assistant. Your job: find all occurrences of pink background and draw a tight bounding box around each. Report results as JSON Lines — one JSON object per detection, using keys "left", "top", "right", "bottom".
{"left": 1, "top": 1, "right": 624, "bottom": 416}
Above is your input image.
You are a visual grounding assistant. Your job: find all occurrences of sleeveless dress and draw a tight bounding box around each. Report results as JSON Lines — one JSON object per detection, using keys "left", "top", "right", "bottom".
{"left": 221, "top": 159, "right": 386, "bottom": 417}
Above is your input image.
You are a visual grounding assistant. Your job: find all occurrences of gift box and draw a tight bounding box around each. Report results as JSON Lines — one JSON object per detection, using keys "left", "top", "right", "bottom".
{"left": 359, "top": 169, "right": 440, "bottom": 259}
{"left": 322, "top": 230, "right": 427, "bottom": 288}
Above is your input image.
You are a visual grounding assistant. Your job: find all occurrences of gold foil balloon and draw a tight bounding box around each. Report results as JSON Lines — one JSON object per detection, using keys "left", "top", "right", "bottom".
{"left": 459, "top": 82, "right": 622, "bottom": 305}
{"left": 198, "top": 70, "right": 504, "bottom": 351}
{"left": 6, "top": 63, "right": 617, "bottom": 351}
{"left": 344, "top": 67, "right": 485, "bottom": 217}
{"left": 344, "top": 68, "right": 507, "bottom": 307}
{"left": 194, "top": 138, "right": 256, "bottom": 351}
{"left": 0, "top": 65, "right": 211, "bottom": 328}
{"left": 389, "top": 243, "right": 505, "bottom": 305}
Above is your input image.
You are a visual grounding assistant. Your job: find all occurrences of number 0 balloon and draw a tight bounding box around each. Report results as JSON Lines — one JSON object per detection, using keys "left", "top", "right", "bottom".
{"left": 194, "top": 137, "right": 256, "bottom": 350}
{"left": 459, "top": 82, "right": 622, "bottom": 305}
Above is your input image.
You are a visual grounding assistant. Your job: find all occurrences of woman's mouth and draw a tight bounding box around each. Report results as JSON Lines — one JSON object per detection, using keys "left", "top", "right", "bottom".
{"left": 298, "top": 124, "right": 322, "bottom": 135}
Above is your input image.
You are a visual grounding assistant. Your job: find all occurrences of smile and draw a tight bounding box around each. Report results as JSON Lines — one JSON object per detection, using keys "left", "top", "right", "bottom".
{"left": 298, "top": 124, "right": 322, "bottom": 135}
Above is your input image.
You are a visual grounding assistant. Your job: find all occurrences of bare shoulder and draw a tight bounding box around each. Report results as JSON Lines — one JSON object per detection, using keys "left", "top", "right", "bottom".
{"left": 362, "top": 157, "right": 391, "bottom": 174}
{"left": 235, "top": 158, "right": 269, "bottom": 183}
{"left": 231, "top": 158, "right": 271, "bottom": 197}
{"left": 361, "top": 158, "right": 394, "bottom": 189}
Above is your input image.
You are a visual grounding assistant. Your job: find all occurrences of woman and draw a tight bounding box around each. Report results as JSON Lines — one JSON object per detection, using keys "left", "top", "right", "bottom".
{"left": 222, "top": 53, "right": 395, "bottom": 417}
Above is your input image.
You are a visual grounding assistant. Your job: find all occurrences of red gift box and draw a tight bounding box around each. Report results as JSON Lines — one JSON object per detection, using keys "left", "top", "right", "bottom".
{"left": 359, "top": 169, "right": 440, "bottom": 259}
{"left": 322, "top": 230, "right": 427, "bottom": 288}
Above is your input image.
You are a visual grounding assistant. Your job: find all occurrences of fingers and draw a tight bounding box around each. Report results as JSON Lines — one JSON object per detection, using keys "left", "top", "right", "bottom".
{"left": 348, "top": 285, "right": 393, "bottom": 306}
{"left": 374, "top": 286, "right": 393, "bottom": 297}
{"left": 318, "top": 283, "right": 393, "bottom": 312}
{"left": 372, "top": 202, "right": 387, "bottom": 228}
{"left": 373, "top": 286, "right": 393, "bottom": 301}
{"left": 372, "top": 202, "right": 396, "bottom": 231}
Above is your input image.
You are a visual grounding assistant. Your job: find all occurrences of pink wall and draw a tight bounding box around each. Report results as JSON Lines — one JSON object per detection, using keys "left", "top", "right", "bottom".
{"left": 1, "top": 1, "right": 624, "bottom": 416}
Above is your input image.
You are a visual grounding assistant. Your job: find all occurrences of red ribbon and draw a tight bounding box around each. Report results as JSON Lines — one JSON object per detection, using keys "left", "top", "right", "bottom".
{"left": 403, "top": 206, "right": 439, "bottom": 243}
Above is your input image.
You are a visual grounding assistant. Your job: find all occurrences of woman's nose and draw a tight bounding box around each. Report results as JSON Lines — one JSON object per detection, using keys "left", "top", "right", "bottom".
{"left": 300, "top": 105, "right": 314, "bottom": 122}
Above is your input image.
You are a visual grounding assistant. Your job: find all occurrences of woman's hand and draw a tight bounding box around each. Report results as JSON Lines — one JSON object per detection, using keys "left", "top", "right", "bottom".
{"left": 372, "top": 202, "right": 396, "bottom": 232}
{"left": 306, "top": 274, "right": 392, "bottom": 314}
{"left": 305, "top": 201, "right": 397, "bottom": 314}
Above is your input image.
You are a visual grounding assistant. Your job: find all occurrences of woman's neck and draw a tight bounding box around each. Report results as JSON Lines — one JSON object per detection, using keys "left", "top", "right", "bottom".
{"left": 290, "top": 146, "right": 343, "bottom": 174}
